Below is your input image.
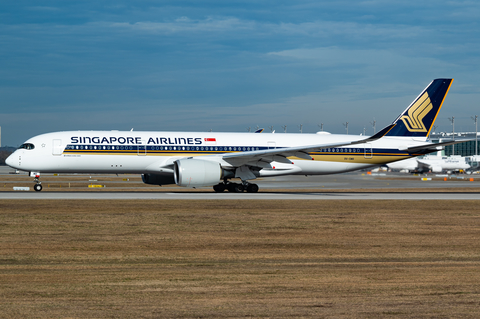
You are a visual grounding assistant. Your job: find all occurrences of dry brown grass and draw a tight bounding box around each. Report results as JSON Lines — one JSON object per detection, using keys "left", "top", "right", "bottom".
{"left": 1, "top": 200, "right": 480, "bottom": 318}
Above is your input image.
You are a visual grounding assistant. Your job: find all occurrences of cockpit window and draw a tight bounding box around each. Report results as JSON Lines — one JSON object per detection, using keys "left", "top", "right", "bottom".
{"left": 19, "top": 143, "right": 35, "bottom": 150}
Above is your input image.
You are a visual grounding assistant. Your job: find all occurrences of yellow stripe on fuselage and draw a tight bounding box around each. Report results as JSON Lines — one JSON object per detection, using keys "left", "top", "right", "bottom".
{"left": 64, "top": 149, "right": 412, "bottom": 165}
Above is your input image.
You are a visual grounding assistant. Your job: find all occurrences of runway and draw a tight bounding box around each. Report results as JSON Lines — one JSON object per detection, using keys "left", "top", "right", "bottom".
{"left": 1, "top": 191, "right": 480, "bottom": 200}
{"left": 2, "top": 166, "right": 480, "bottom": 199}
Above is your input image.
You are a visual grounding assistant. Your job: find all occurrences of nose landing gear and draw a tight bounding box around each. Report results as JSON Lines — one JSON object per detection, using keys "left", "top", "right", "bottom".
{"left": 32, "top": 173, "right": 42, "bottom": 191}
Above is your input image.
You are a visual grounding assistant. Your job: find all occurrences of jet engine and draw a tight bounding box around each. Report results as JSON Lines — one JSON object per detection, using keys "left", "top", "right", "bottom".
{"left": 142, "top": 173, "right": 175, "bottom": 186}
{"left": 174, "top": 158, "right": 223, "bottom": 187}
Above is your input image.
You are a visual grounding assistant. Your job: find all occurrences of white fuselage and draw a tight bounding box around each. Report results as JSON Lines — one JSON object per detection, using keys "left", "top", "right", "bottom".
{"left": 6, "top": 130, "right": 428, "bottom": 177}
{"left": 387, "top": 155, "right": 470, "bottom": 173}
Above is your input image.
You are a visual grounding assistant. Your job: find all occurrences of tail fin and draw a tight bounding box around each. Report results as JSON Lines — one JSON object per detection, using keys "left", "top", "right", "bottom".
{"left": 385, "top": 78, "right": 453, "bottom": 138}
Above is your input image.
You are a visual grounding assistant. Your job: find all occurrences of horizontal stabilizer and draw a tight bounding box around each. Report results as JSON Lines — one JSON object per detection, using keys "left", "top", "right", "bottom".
{"left": 405, "top": 138, "right": 475, "bottom": 154}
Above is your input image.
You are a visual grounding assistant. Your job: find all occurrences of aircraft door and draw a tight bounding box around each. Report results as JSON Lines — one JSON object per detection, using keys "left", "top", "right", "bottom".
{"left": 52, "top": 139, "right": 63, "bottom": 156}
{"left": 268, "top": 141, "right": 276, "bottom": 149}
{"left": 364, "top": 143, "right": 373, "bottom": 159}
{"left": 138, "top": 141, "right": 147, "bottom": 156}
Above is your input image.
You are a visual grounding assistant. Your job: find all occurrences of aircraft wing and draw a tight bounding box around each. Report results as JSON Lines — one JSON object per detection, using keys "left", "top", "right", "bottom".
{"left": 404, "top": 138, "right": 475, "bottom": 154}
{"left": 415, "top": 159, "right": 432, "bottom": 170}
{"left": 221, "top": 124, "right": 396, "bottom": 167}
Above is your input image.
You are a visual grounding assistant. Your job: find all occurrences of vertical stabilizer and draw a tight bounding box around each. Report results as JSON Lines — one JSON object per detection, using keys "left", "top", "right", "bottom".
{"left": 385, "top": 79, "right": 453, "bottom": 138}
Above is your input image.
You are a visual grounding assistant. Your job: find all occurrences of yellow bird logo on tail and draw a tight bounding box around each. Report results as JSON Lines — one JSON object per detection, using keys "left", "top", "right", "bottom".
{"left": 399, "top": 92, "right": 432, "bottom": 132}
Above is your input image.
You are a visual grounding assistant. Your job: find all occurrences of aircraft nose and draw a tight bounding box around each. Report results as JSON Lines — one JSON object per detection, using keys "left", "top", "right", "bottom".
{"left": 5, "top": 152, "right": 15, "bottom": 168}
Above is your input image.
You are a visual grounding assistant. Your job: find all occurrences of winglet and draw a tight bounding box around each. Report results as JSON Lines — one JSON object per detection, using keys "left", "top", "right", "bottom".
{"left": 385, "top": 79, "right": 453, "bottom": 138}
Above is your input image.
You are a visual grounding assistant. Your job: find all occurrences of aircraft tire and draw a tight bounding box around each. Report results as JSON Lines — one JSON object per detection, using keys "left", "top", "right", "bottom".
{"left": 213, "top": 183, "right": 225, "bottom": 192}
{"left": 246, "top": 183, "right": 259, "bottom": 193}
{"left": 34, "top": 184, "right": 43, "bottom": 192}
{"left": 227, "top": 183, "right": 244, "bottom": 193}
{"left": 227, "top": 183, "right": 236, "bottom": 192}
{"left": 234, "top": 184, "right": 244, "bottom": 193}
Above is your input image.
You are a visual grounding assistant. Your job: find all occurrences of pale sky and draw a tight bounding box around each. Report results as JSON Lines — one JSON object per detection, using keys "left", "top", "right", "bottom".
{"left": 1, "top": 1, "right": 480, "bottom": 146}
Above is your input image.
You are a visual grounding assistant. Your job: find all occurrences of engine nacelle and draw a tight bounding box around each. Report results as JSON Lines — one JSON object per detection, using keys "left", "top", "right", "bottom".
{"left": 142, "top": 173, "right": 176, "bottom": 186}
{"left": 430, "top": 165, "right": 442, "bottom": 173}
{"left": 174, "top": 158, "right": 223, "bottom": 187}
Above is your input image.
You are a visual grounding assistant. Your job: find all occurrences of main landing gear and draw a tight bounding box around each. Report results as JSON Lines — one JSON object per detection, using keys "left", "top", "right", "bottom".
{"left": 213, "top": 181, "right": 259, "bottom": 193}
{"left": 33, "top": 174, "right": 42, "bottom": 192}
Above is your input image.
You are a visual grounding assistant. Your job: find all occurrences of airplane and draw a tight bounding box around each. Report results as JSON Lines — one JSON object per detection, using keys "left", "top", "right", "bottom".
{"left": 6, "top": 78, "right": 466, "bottom": 192}
{"left": 386, "top": 154, "right": 471, "bottom": 173}
{"left": 385, "top": 157, "right": 419, "bottom": 172}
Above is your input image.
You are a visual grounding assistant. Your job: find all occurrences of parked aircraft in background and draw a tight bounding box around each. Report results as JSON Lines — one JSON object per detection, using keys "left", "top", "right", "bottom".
{"left": 6, "top": 79, "right": 467, "bottom": 192}
{"left": 387, "top": 154, "right": 471, "bottom": 173}
{"left": 385, "top": 157, "right": 419, "bottom": 172}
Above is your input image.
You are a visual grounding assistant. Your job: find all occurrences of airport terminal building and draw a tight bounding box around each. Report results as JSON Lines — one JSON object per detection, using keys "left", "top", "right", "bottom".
{"left": 430, "top": 132, "right": 480, "bottom": 157}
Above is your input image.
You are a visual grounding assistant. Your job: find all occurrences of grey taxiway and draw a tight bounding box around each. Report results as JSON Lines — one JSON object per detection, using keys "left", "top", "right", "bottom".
{"left": 1, "top": 166, "right": 479, "bottom": 200}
